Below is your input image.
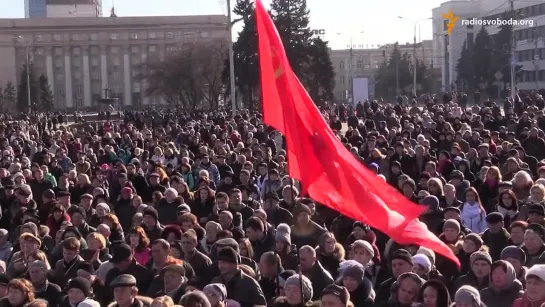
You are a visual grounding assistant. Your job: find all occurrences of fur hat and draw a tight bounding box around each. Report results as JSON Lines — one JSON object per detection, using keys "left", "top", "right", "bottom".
{"left": 275, "top": 223, "right": 291, "bottom": 245}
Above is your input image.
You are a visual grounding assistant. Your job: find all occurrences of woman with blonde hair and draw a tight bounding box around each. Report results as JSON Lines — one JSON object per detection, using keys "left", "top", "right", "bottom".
{"left": 511, "top": 170, "right": 533, "bottom": 201}
{"left": 477, "top": 166, "right": 502, "bottom": 212}
{"left": 151, "top": 296, "right": 174, "bottom": 307}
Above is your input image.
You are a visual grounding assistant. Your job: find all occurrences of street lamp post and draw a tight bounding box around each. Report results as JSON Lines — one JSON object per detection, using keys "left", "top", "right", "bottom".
{"left": 17, "top": 35, "right": 33, "bottom": 113}
{"left": 398, "top": 16, "right": 431, "bottom": 96}
{"left": 337, "top": 31, "right": 364, "bottom": 103}
{"left": 226, "top": 0, "right": 236, "bottom": 116}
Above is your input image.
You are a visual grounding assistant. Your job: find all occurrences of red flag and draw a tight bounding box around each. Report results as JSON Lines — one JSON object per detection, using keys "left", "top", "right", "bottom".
{"left": 254, "top": 0, "right": 459, "bottom": 266}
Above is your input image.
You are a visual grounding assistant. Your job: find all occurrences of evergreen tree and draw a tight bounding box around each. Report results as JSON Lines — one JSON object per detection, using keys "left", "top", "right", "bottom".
{"left": 491, "top": 24, "right": 523, "bottom": 86}
{"left": 227, "top": 0, "right": 260, "bottom": 110}
{"left": 270, "top": 0, "right": 312, "bottom": 80}
{"left": 472, "top": 26, "right": 493, "bottom": 87}
{"left": 456, "top": 40, "right": 475, "bottom": 89}
{"left": 306, "top": 37, "right": 335, "bottom": 105}
{"left": 3, "top": 81, "right": 16, "bottom": 113}
{"left": 16, "top": 63, "right": 39, "bottom": 112}
{"left": 374, "top": 43, "right": 414, "bottom": 98}
{"left": 38, "top": 75, "right": 54, "bottom": 112}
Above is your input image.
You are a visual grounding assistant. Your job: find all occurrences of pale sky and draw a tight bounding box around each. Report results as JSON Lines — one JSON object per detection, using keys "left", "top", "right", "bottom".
{"left": 3, "top": 0, "right": 442, "bottom": 49}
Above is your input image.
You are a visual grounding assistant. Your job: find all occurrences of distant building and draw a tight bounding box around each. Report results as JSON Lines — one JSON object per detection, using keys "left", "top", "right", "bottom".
{"left": 0, "top": 15, "right": 229, "bottom": 110}
{"left": 330, "top": 40, "right": 435, "bottom": 102}
{"left": 432, "top": 0, "right": 545, "bottom": 91}
{"left": 25, "top": 0, "right": 102, "bottom": 18}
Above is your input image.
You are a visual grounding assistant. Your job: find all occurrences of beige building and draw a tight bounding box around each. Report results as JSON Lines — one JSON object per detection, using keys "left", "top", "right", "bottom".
{"left": 0, "top": 15, "right": 229, "bottom": 110}
{"left": 330, "top": 40, "right": 434, "bottom": 101}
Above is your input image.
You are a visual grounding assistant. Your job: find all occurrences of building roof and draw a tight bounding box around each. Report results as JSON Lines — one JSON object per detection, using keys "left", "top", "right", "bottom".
{"left": 46, "top": 0, "right": 97, "bottom": 4}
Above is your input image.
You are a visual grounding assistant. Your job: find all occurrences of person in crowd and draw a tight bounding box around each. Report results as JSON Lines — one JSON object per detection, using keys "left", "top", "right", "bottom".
{"left": 415, "top": 279, "right": 451, "bottom": 307}
{"left": 481, "top": 212, "right": 511, "bottom": 261}
{"left": 480, "top": 260, "right": 523, "bottom": 306}
{"left": 453, "top": 251, "right": 492, "bottom": 293}
{"left": 28, "top": 260, "right": 61, "bottom": 307}
{"left": 454, "top": 285, "right": 485, "bottom": 307}
{"left": 299, "top": 245, "right": 334, "bottom": 300}
{"left": 376, "top": 249, "right": 414, "bottom": 302}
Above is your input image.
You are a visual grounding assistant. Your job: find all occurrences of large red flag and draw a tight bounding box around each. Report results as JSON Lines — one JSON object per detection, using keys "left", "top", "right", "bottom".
{"left": 255, "top": 0, "right": 459, "bottom": 266}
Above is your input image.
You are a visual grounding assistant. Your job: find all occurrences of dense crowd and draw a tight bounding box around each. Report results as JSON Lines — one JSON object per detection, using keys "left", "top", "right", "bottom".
{"left": 1, "top": 91, "right": 545, "bottom": 307}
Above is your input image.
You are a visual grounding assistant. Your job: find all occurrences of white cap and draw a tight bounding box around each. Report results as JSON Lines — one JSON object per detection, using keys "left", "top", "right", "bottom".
{"left": 77, "top": 299, "right": 101, "bottom": 307}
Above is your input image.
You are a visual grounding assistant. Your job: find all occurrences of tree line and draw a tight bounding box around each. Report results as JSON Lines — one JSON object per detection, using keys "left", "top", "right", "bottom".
{"left": 374, "top": 42, "right": 429, "bottom": 98}
{"left": 0, "top": 63, "right": 54, "bottom": 113}
{"left": 455, "top": 24, "right": 522, "bottom": 94}
{"left": 139, "top": 0, "right": 336, "bottom": 110}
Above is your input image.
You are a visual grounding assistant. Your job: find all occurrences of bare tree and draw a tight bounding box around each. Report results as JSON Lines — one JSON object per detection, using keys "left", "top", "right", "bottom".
{"left": 141, "top": 40, "right": 228, "bottom": 110}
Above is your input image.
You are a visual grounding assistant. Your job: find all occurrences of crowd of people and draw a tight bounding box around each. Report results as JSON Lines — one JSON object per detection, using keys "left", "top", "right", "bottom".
{"left": 0, "top": 90, "right": 545, "bottom": 307}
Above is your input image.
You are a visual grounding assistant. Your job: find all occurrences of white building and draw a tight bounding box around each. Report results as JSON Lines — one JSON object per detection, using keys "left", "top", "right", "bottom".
{"left": 330, "top": 40, "right": 435, "bottom": 101}
{"left": 432, "top": 0, "right": 545, "bottom": 91}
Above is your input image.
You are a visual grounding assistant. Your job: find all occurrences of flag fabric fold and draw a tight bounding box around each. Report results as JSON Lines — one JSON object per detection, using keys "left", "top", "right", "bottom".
{"left": 254, "top": 0, "right": 459, "bottom": 266}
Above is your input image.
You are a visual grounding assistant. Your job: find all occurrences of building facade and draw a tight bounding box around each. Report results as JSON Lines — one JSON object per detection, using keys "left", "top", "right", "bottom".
{"left": 432, "top": 0, "right": 545, "bottom": 91}
{"left": 330, "top": 40, "right": 435, "bottom": 101}
{"left": 26, "top": 0, "right": 102, "bottom": 18}
{"left": 0, "top": 15, "right": 229, "bottom": 110}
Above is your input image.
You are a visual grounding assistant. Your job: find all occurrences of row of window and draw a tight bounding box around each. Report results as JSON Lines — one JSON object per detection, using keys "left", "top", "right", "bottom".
{"left": 485, "top": 3, "right": 545, "bottom": 22}
{"left": 520, "top": 70, "right": 545, "bottom": 82}
{"left": 42, "top": 31, "right": 208, "bottom": 42}
{"left": 516, "top": 48, "right": 545, "bottom": 62}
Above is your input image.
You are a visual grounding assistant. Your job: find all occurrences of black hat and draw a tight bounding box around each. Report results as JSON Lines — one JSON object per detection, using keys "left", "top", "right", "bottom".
{"left": 486, "top": 212, "right": 504, "bottom": 224}
{"left": 110, "top": 243, "right": 132, "bottom": 264}
{"left": 217, "top": 246, "right": 239, "bottom": 264}
{"left": 321, "top": 284, "right": 349, "bottom": 305}
{"left": 111, "top": 274, "right": 137, "bottom": 288}
{"left": 77, "top": 261, "right": 95, "bottom": 275}
{"left": 66, "top": 277, "right": 91, "bottom": 297}
{"left": 390, "top": 249, "right": 413, "bottom": 265}
{"left": 264, "top": 191, "right": 280, "bottom": 202}
{"left": 0, "top": 274, "right": 8, "bottom": 286}
{"left": 176, "top": 204, "right": 191, "bottom": 214}
{"left": 143, "top": 207, "right": 159, "bottom": 221}
{"left": 529, "top": 204, "right": 545, "bottom": 216}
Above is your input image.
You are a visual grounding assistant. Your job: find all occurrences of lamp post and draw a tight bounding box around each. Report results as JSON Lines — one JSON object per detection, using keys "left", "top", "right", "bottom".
{"left": 337, "top": 31, "right": 364, "bottom": 103}
{"left": 226, "top": 0, "right": 236, "bottom": 116}
{"left": 16, "top": 35, "right": 33, "bottom": 113}
{"left": 397, "top": 16, "right": 431, "bottom": 96}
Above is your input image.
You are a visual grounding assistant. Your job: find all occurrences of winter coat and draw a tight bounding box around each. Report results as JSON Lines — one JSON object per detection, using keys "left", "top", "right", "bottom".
{"left": 460, "top": 202, "right": 487, "bottom": 233}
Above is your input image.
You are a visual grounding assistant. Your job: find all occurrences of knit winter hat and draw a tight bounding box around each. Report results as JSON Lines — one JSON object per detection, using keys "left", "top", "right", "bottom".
{"left": 417, "top": 247, "right": 436, "bottom": 265}
{"left": 443, "top": 219, "right": 461, "bottom": 234}
{"left": 67, "top": 277, "right": 91, "bottom": 298}
{"left": 339, "top": 260, "right": 365, "bottom": 283}
{"left": 285, "top": 274, "right": 313, "bottom": 302}
{"left": 77, "top": 299, "right": 101, "bottom": 307}
{"left": 352, "top": 240, "right": 374, "bottom": 257}
{"left": 217, "top": 247, "right": 239, "bottom": 265}
{"left": 421, "top": 195, "right": 440, "bottom": 211}
{"left": 470, "top": 251, "right": 492, "bottom": 267}
{"left": 412, "top": 254, "right": 432, "bottom": 274}
{"left": 203, "top": 283, "right": 227, "bottom": 301}
{"left": 390, "top": 249, "right": 413, "bottom": 265}
{"left": 500, "top": 246, "right": 526, "bottom": 265}
{"left": 455, "top": 285, "right": 481, "bottom": 306}
{"left": 142, "top": 207, "right": 159, "bottom": 221}
{"left": 275, "top": 223, "right": 291, "bottom": 245}
{"left": 526, "top": 264, "right": 545, "bottom": 282}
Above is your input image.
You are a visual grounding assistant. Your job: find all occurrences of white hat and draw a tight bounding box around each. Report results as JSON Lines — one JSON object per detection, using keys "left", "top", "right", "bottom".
{"left": 352, "top": 240, "right": 374, "bottom": 257}
{"left": 417, "top": 247, "right": 436, "bottom": 265}
{"left": 412, "top": 254, "right": 432, "bottom": 273}
{"left": 77, "top": 299, "right": 101, "bottom": 307}
{"left": 526, "top": 264, "right": 545, "bottom": 281}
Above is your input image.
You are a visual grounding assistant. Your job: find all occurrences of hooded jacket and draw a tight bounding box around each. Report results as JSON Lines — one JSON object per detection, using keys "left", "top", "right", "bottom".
{"left": 480, "top": 261, "right": 523, "bottom": 307}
